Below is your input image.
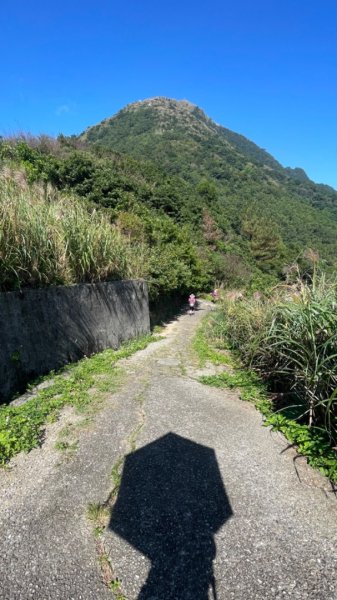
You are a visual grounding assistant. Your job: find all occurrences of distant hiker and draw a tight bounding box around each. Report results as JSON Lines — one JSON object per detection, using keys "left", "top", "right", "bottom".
{"left": 188, "top": 293, "right": 196, "bottom": 315}
{"left": 211, "top": 289, "right": 219, "bottom": 302}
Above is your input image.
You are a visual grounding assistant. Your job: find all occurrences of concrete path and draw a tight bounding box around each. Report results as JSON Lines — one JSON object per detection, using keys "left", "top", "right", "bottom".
{"left": 0, "top": 303, "right": 336, "bottom": 600}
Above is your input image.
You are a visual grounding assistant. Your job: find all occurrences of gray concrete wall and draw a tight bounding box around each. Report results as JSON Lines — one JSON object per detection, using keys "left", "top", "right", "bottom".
{"left": 0, "top": 280, "right": 150, "bottom": 403}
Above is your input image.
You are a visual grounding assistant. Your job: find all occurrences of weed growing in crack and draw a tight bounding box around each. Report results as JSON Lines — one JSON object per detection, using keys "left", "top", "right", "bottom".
{"left": 87, "top": 462, "right": 127, "bottom": 595}
{"left": 87, "top": 416, "right": 146, "bottom": 594}
{"left": 108, "top": 578, "right": 126, "bottom": 599}
{"left": 111, "top": 457, "right": 124, "bottom": 494}
{"left": 87, "top": 503, "right": 110, "bottom": 527}
{"left": 55, "top": 440, "right": 79, "bottom": 452}
{"left": 94, "top": 526, "right": 105, "bottom": 538}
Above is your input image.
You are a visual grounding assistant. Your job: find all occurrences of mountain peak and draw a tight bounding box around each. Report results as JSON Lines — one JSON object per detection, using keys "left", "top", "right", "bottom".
{"left": 81, "top": 96, "right": 283, "bottom": 174}
{"left": 119, "top": 96, "right": 209, "bottom": 126}
{"left": 125, "top": 97, "right": 197, "bottom": 111}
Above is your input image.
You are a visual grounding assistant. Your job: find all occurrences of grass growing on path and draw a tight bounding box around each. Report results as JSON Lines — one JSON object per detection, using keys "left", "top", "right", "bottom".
{"left": 0, "top": 334, "right": 158, "bottom": 465}
{"left": 192, "top": 315, "right": 232, "bottom": 367}
{"left": 199, "top": 369, "right": 268, "bottom": 405}
{"left": 196, "top": 314, "right": 337, "bottom": 485}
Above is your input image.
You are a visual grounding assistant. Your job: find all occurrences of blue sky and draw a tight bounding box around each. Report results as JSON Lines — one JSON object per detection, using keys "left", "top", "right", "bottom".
{"left": 1, "top": 0, "right": 337, "bottom": 188}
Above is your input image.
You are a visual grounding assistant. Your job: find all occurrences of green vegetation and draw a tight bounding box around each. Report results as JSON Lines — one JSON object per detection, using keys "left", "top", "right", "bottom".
{"left": 108, "top": 578, "right": 126, "bottom": 599}
{"left": 87, "top": 453, "right": 127, "bottom": 595}
{"left": 3, "top": 97, "right": 337, "bottom": 299}
{"left": 192, "top": 317, "right": 232, "bottom": 366}
{"left": 0, "top": 141, "right": 209, "bottom": 298}
{"left": 54, "top": 440, "right": 79, "bottom": 453}
{"left": 0, "top": 334, "right": 158, "bottom": 464}
{"left": 221, "top": 273, "right": 337, "bottom": 439}
{"left": 0, "top": 170, "right": 132, "bottom": 290}
{"left": 81, "top": 96, "right": 337, "bottom": 278}
{"left": 3, "top": 95, "right": 337, "bottom": 297}
{"left": 199, "top": 369, "right": 267, "bottom": 404}
{"left": 87, "top": 502, "right": 110, "bottom": 526}
{"left": 196, "top": 287, "right": 337, "bottom": 483}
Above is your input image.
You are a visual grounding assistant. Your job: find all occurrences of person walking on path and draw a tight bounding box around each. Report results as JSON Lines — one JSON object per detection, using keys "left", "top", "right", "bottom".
{"left": 188, "top": 293, "right": 196, "bottom": 314}
{"left": 211, "top": 288, "right": 219, "bottom": 302}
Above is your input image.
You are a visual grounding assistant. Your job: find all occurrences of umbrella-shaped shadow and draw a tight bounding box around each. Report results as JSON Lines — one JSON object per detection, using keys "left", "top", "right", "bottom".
{"left": 109, "top": 432, "right": 232, "bottom": 599}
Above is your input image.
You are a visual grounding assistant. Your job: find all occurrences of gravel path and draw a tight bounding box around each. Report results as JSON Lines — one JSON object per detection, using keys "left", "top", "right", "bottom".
{"left": 0, "top": 303, "right": 336, "bottom": 600}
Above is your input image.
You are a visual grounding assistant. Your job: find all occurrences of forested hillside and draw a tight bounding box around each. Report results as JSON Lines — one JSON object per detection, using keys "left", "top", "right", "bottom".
{"left": 81, "top": 97, "right": 337, "bottom": 274}
{"left": 2, "top": 96, "right": 337, "bottom": 298}
{"left": 0, "top": 138, "right": 210, "bottom": 298}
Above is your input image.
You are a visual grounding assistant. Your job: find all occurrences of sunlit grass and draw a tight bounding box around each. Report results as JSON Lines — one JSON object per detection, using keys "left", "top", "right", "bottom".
{"left": 0, "top": 170, "right": 133, "bottom": 290}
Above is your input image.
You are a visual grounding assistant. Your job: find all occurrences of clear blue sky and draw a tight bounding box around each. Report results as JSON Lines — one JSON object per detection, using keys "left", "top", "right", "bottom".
{"left": 1, "top": 0, "right": 337, "bottom": 188}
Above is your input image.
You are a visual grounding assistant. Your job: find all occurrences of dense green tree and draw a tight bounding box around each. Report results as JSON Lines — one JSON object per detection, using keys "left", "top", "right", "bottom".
{"left": 241, "top": 215, "right": 285, "bottom": 272}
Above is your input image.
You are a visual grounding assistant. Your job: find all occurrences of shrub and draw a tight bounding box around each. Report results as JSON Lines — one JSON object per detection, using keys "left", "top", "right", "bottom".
{"left": 256, "top": 276, "right": 337, "bottom": 438}
{"left": 216, "top": 274, "right": 337, "bottom": 442}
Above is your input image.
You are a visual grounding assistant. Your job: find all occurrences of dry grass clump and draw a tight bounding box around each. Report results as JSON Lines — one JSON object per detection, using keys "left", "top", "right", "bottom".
{"left": 0, "top": 170, "right": 133, "bottom": 290}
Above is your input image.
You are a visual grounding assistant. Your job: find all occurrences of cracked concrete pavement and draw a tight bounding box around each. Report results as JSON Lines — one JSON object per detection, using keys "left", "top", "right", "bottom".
{"left": 0, "top": 302, "right": 336, "bottom": 599}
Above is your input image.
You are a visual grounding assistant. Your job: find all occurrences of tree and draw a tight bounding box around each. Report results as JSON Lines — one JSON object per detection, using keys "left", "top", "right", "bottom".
{"left": 241, "top": 215, "right": 285, "bottom": 272}
{"left": 202, "top": 209, "right": 223, "bottom": 247}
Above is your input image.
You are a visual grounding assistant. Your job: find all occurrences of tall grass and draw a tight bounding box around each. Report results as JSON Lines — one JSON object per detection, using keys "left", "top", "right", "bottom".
{"left": 218, "top": 276, "right": 337, "bottom": 443}
{"left": 0, "top": 169, "right": 141, "bottom": 290}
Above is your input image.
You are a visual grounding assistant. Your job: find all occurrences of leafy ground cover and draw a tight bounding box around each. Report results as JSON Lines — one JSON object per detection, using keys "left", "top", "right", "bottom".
{"left": 0, "top": 334, "right": 158, "bottom": 465}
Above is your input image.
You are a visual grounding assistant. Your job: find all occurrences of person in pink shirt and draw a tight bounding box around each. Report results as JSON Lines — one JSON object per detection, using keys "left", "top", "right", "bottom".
{"left": 188, "top": 293, "right": 196, "bottom": 314}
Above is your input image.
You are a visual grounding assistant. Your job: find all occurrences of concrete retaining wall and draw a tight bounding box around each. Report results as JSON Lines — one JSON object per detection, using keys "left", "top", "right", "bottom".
{"left": 0, "top": 280, "right": 150, "bottom": 403}
{"left": 149, "top": 294, "right": 185, "bottom": 327}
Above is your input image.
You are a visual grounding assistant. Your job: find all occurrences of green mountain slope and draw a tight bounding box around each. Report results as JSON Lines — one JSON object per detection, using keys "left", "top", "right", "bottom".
{"left": 80, "top": 97, "right": 337, "bottom": 273}
{"left": 81, "top": 97, "right": 284, "bottom": 178}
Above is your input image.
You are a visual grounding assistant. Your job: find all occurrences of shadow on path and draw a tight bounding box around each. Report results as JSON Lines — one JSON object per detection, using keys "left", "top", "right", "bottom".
{"left": 109, "top": 432, "right": 232, "bottom": 599}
